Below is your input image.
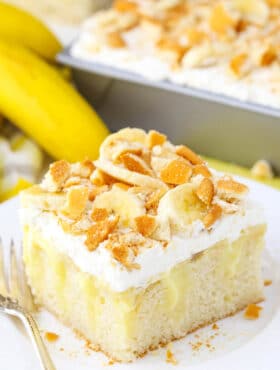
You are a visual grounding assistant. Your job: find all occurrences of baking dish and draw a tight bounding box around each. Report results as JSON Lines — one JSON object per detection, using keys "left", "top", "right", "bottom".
{"left": 57, "top": 49, "right": 280, "bottom": 174}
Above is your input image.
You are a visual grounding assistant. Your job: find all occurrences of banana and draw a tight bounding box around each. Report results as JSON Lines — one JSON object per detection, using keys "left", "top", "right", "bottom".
{"left": 0, "top": 177, "right": 32, "bottom": 202}
{"left": 232, "top": 0, "right": 269, "bottom": 24}
{"left": 157, "top": 183, "right": 206, "bottom": 232}
{"left": 0, "top": 2, "right": 62, "bottom": 61}
{"left": 93, "top": 184, "right": 146, "bottom": 228}
{"left": 0, "top": 40, "right": 109, "bottom": 162}
{"left": 95, "top": 159, "right": 168, "bottom": 190}
{"left": 20, "top": 185, "right": 67, "bottom": 210}
{"left": 100, "top": 127, "right": 147, "bottom": 161}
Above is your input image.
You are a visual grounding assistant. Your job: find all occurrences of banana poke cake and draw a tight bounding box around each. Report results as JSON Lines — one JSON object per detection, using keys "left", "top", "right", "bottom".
{"left": 71, "top": 0, "right": 280, "bottom": 109}
{"left": 20, "top": 128, "right": 266, "bottom": 362}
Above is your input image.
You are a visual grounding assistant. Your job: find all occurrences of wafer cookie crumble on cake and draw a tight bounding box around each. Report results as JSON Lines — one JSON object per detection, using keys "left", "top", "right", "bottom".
{"left": 72, "top": 0, "right": 280, "bottom": 109}
{"left": 20, "top": 127, "right": 266, "bottom": 362}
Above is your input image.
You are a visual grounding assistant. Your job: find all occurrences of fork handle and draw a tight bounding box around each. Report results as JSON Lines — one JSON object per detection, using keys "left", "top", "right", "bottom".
{"left": 14, "top": 309, "right": 56, "bottom": 370}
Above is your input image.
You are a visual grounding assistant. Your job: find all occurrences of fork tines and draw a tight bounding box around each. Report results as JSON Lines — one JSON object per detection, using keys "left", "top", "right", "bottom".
{"left": 0, "top": 238, "right": 35, "bottom": 312}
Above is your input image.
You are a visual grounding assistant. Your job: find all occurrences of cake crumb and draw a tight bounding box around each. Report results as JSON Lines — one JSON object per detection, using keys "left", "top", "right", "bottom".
{"left": 166, "top": 349, "right": 178, "bottom": 365}
{"left": 264, "top": 279, "right": 272, "bottom": 287}
{"left": 45, "top": 332, "right": 59, "bottom": 342}
{"left": 189, "top": 325, "right": 220, "bottom": 354}
{"left": 189, "top": 340, "right": 203, "bottom": 352}
{"left": 244, "top": 304, "right": 262, "bottom": 320}
{"left": 103, "top": 359, "right": 115, "bottom": 366}
{"left": 85, "top": 338, "right": 99, "bottom": 352}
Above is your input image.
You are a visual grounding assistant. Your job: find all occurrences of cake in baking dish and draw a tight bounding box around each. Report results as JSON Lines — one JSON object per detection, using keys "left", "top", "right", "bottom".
{"left": 6, "top": 0, "right": 109, "bottom": 24}
{"left": 20, "top": 128, "right": 266, "bottom": 362}
{"left": 72, "top": 0, "right": 280, "bottom": 109}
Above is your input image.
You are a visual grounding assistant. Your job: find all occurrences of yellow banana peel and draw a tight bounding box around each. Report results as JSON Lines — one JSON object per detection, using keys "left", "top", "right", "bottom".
{"left": 0, "top": 177, "right": 32, "bottom": 202}
{"left": 0, "top": 2, "right": 61, "bottom": 61}
{"left": 0, "top": 40, "right": 109, "bottom": 162}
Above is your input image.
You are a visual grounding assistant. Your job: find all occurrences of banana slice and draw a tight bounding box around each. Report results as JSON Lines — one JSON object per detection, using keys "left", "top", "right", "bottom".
{"left": 100, "top": 128, "right": 147, "bottom": 161}
{"left": 157, "top": 183, "right": 206, "bottom": 231}
{"left": 93, "top": 185, "right": 146, "bottom": 228}
{"left": 232, "top": 0, "right": 269, "bottom": 25}
{"left": 95, "top": 159, "right": 169, "bottom": 191}
{"left": 20, "top": 185, "right": 67, "bottom": 210}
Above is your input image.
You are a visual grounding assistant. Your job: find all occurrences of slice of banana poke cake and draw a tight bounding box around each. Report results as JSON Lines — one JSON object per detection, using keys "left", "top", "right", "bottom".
{"left": 20, "top": 128, "right": 266, "bottom": 362}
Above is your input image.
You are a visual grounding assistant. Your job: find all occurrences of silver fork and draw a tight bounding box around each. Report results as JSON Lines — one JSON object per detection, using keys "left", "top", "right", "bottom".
{"left": 0, "top": 239, "right": 56, "bottom": 370}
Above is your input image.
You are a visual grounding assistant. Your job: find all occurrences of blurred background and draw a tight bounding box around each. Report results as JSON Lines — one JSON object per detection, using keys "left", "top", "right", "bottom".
{"left": 0, "top": 0, "right": 280, "bottom": 203}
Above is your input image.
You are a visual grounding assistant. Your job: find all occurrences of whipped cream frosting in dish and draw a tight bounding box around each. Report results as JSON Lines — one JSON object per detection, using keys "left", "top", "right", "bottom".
{"left": 71, "top": 0, "right": 280, "bottom": 109}
{"left": 20, "top": 128, "right": 265, "bottom": 292}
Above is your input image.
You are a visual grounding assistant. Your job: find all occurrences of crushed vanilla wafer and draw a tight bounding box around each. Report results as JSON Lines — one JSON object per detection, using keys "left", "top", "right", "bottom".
{"left": 72, "top": 0, "right": 280, "bottom": 109}
{"left": 30, "top": 128, "right": 250, "bottom": 269}
{"left": 45, "top": 332, "right": 59, "bottom": 342}
{"left": 195, "top": 178, "right": 215, "bottom": 206}
{"left": 203, "top": 204, "right": 222, "bottom": 229}
{"left": 166, "top": 348, "right": 178, "bottom": 365}
{"left": 135, "top": 214, "right": 156, "bottom": 237}
{"left": 160, "top": 159, "right": 192, "bottom": 185}
{"left": 244, "top": 303, "right": 263, "bottom": 320}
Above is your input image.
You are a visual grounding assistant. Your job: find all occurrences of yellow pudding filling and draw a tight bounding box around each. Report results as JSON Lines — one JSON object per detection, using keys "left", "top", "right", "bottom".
{"left": 23, "top": 224, "right": 265, "bottom": 362}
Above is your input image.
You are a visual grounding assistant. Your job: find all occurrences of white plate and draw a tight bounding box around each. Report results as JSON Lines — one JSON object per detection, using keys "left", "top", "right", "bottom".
{"left": 0, "top": 178, "right": 280, "bottom": 370}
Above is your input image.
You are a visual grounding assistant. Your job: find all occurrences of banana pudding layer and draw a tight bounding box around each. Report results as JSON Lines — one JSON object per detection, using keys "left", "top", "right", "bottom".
{"left": 21, "top": 195, "right": 264, "bottom": 292}
{"left": 20, "top": 128, "right": 266, "bottom": 362}
{"left": 71, "top": 0, "right": 280, "bottom": 109}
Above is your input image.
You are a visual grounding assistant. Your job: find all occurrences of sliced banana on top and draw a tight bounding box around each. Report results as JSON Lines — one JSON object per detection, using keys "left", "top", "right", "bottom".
{"left": 99, "top": 128, "right": 147, "bottom": 161}
{"left": 93, "top": 185, "right": 146, "bottom": 228}
{"left": 95, "top": 159, "right": 169, "bottom": 191}
{"left": 232, "top": 0, "right": 269, "bottom": 25}
{"left": 157, "top": 183, "right": 207, "bottom": 232}
{"left": 20, "top": 185, "right": 67, "bottom": 210}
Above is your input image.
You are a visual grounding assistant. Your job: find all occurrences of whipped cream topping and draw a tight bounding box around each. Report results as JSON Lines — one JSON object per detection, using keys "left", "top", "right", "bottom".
{"left": 20, "top": 197, "right": 265, "bottom": 292}
{"left": 72, "top": 35, "right": 280, "bottom": 109}
{"left": 71, "top": 0, "right": 280, "bottom": 109}
{"left": 19, "top": 127, "right": 266, "bottom": 291}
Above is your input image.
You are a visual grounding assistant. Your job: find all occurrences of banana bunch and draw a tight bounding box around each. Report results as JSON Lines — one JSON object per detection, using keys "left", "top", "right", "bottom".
{"left": 0, "top": 40, "right": 109, "bottom": 161}
{"left": 0, "top": 2, "right": 62, "bottom": 61}
{"left": 0, "top": 2, "right": 109, "bottom": 201}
